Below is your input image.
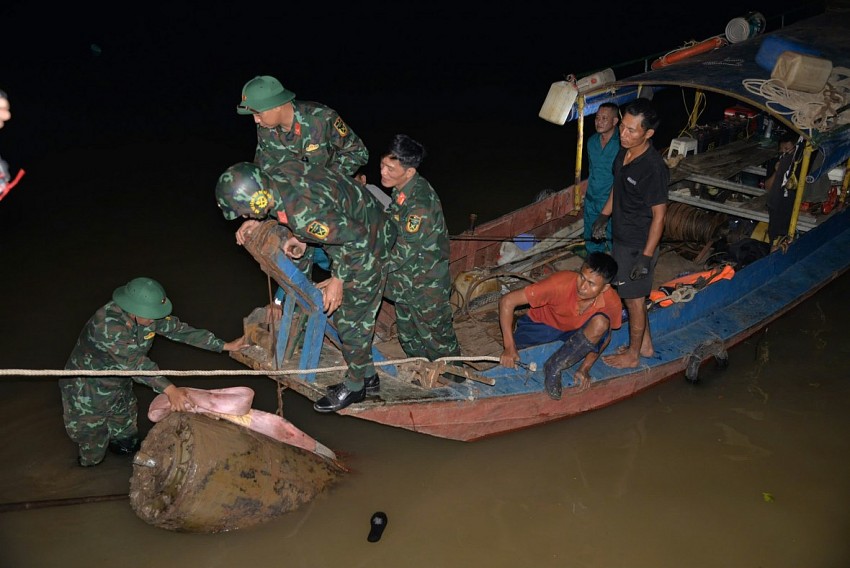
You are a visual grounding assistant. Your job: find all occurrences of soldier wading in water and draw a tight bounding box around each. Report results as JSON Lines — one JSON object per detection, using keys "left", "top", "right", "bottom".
{"left": 61, "top": 277, "right": 246, "bottom": 467}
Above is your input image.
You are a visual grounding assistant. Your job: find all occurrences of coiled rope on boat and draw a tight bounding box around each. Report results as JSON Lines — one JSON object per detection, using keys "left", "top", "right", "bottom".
{"left": 742, "top": 66, "right": 850, "bottom": 133}
{"left": 663, "top": 202, "right": 727, "bottom": 244}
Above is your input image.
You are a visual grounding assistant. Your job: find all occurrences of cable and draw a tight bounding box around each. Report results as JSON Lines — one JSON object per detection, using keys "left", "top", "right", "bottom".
{"left": 0, "top": 355, "right": 512, "bottom": 379}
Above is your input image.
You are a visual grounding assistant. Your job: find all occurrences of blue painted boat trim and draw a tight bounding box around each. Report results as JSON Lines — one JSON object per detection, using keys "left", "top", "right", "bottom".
{"left": 480, "top": 207, "right": 850, "bottom": 394}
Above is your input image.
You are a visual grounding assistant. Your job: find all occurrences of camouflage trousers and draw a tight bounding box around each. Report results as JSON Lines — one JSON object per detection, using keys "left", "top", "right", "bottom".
{"left": 386, "top": 267, "right": 461, "bottom": 361}
{"left": 334, "top": 266, "right": 387, "bottom": 386}
{"left": 59, "top": 376, "right": 140, "bottom": 466}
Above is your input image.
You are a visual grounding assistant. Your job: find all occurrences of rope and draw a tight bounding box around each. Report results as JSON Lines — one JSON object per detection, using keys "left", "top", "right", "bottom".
{"left": 0, "top": 355, "right": 507, "bottom": 378}
{"left": 742, "top": 66, "right": 850, "bottom": 133}
{"left": 663, "top": 202, "right": 727, "bottom": 244}
{"left": 679, "top": 90, "right": 707, "bottom": 136}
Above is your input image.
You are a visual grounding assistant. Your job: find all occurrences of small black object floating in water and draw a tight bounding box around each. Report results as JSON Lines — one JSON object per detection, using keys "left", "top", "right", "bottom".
{"left": 367, "top": 511, "right": 388, "bottom": 542}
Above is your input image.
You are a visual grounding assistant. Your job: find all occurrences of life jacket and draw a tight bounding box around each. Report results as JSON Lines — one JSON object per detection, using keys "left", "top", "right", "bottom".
{"left": 649, "top": 264, "right": 735, "bottom": 307}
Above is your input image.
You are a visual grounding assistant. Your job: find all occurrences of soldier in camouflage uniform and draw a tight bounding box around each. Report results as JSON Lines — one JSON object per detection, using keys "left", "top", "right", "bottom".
{"left": 61, "top": 277, "right": 246, "bottom": 467}
{"left": 237, "top": 75, "right": 368, "bottom": 176}
{"left": 235, "top": 75, "right": 367, "bottom": 296}
{"left": 216, "top": 161, "right": 396, "bottom": 413}
{"left": 381, "top": 135, "right": 461, "bottom": 367}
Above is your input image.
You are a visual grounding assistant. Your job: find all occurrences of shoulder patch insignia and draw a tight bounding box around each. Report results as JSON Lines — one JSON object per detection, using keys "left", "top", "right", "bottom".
{"left": 306, "top": 143, "right": 320, "bottom": 152}
{"left": 333, "top": 117, "right": 349, "bottom": 137}
{"left": 405, "top": 215, "right": 422, "bottom": 233}
{"left": 144, "top": 332, "right": 156, "bottom": 340}
{"left": 306, "top": 220, "right": 330, "bottom": 240}
{"left": 276, "top": 210, "right": 288, "bottom": 224}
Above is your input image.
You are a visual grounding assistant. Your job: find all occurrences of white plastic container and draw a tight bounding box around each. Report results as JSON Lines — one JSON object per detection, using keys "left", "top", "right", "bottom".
{"left": 538, "top": 81, "right": 578, "bottom": 125}
{"left": 771, "top": 51, "right": 833, "bottom": 93}
{"left": 576, "top": 68, "right": 616, "bottom": 93}
{"left": 827, "top": 167, "right": 845, "bottom": 184}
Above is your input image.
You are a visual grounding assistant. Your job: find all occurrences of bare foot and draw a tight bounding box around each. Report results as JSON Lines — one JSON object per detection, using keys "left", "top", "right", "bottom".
{"left": 573, "top": 369, "right": 592, "bottom": 393}
{"left": 614, "top": 344, "right": 654, "bottom": 358}
{"left": 603, "top": 351, "right": 641, "bottom": 369}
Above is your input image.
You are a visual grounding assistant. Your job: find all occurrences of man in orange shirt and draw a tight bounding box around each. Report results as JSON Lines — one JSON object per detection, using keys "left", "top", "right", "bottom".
{"left": 499, "top": 252, "right": 622, "bottom": 399}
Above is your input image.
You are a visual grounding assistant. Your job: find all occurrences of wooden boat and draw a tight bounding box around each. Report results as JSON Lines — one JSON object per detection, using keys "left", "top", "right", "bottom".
{"left": 230, "top": 7, "right": 850, "bottom": 442}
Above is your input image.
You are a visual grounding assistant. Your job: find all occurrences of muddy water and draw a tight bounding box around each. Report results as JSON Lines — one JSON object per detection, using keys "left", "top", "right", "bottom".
{"left": 1, "top": 134, "right": 848, "bottom": 567}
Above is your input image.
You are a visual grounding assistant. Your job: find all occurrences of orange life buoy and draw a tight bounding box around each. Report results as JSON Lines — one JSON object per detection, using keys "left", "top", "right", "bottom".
{"left": 650, "top": 264, "right": 735, "bottom": 307}
{"left": 651, "top": 37, "right": 728, "bottom": 70}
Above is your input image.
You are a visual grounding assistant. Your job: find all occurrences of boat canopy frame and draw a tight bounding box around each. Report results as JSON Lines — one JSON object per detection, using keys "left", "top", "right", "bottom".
{"left": 564, "top": 9, "right": 850, "bottom": 239}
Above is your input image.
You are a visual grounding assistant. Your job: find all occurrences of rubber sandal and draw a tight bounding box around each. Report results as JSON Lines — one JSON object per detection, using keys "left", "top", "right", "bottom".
{"left": 367, "top": 511, "right": 388, "bottom": 542}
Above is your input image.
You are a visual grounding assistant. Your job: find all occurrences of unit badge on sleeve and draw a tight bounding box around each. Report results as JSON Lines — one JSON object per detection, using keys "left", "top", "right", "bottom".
{"left": 405, "top": 215, "right": 422, "bottom": 233}
{"left": 306, "top": 220, "right": 330, "bottom": 240}
{"left": 333, "top": 117, "right": 349, "bottom": 137}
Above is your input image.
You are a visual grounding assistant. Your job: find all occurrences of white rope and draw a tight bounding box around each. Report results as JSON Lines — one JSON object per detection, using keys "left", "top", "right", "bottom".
{"left": 742, "top": 66, "right": 850, "bottom": 133}
{"left": 651, "top": 285, "right": 698, "bottom": 306}
{"left": 0, "top": 355, "right": 505, "bottom": 378}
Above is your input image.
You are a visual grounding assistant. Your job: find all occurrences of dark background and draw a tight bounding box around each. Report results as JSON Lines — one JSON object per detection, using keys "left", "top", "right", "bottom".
{"left": 0, "top": 0, "right": 815, "bottom": 234}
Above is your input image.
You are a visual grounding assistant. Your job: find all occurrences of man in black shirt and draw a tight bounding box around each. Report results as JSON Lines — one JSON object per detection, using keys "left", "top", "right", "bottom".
{"left": 591, "top": 98, "right": 668, "bottom": 369}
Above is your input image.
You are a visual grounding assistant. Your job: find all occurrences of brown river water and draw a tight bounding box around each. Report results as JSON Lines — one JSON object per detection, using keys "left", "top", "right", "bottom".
{"left": 1, "top": 3, "right": 846, "bottom": 562}
{"left": 0, "top": 130, "right": 848, "bottom": 567}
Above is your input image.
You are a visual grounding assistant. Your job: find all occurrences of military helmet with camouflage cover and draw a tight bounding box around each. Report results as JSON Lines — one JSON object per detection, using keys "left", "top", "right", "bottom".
{"left": 215, "top": 162, "right": 274, "bottom": 220}
{"left": 112, "top": 277, "right": 173, "bottom": 319}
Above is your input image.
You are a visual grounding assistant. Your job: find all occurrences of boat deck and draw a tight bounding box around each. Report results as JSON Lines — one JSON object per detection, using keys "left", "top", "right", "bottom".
{"left": 231, "top": 247, "right": 703, "bottom": 405}
{"left": 666, "top": 138, "right": 822, "bottom": 231}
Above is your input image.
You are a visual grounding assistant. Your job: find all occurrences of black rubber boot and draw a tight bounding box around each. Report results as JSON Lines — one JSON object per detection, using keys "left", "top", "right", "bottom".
{"left": 543, "top": 332, "right": 596, "bottom": 400}
{"left": 108, "top": 437, "right": 141, "bottom": 456}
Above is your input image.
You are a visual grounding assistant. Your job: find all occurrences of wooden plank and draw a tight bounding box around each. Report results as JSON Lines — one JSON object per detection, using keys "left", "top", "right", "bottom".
{"left": 669, "top": 139, "right": 779, "bottom": 184}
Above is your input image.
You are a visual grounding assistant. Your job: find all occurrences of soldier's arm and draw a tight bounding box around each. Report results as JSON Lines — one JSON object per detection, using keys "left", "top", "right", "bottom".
{"left": 156, "top": 315, "right": 226, "bottom": 352}
{"left": 397, "top": 199, "right": 435, "bottom": 247}
{"left": 327, "top": 113, "right": 369, "bottom": 176}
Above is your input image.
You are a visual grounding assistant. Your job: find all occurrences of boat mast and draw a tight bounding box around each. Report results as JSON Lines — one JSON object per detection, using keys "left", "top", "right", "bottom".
{"left": 574, "top": 94, "right": 586, "bottom": 210}
{"left": 787, "top": 140, "right": 815, "bottom": 240}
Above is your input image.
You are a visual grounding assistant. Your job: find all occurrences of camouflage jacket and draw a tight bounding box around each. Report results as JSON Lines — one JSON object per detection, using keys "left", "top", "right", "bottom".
{"left": 387, "top": 173, "right": 451, "bottom": 279}
{"left": 266, "top": 161, "right": 396, "bottom": 283}
{"left": 255, "top": 101, "right": 369, "bottom": 177}
{"left": 64, "top": 301, "right": 225, "bottom": 393}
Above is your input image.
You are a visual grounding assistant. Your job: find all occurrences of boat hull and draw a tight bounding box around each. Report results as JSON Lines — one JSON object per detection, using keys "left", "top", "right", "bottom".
{"left": 344, "top": 204, "right": 850, "bottom": 440}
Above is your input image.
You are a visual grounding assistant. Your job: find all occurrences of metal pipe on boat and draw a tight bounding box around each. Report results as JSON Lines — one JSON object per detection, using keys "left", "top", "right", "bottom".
{"left": 788, "top": 141, "right": 815, "bottom": 240}
{"left": 574, "top": 95, "right": 586, "bottom": 209}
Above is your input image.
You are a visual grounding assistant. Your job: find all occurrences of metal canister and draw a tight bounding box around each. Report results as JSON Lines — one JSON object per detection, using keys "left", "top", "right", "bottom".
{"left": 129, "top": 413, "right": 343, "bottom": 533}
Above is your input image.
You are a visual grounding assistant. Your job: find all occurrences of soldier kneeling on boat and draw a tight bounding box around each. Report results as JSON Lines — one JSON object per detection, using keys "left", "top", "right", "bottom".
{"left": 498, "top": 252, "right": 622, "bottom": 399}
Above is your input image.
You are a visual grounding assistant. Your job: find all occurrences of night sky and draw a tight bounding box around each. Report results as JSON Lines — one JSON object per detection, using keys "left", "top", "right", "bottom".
{"left": 0, "top": 1, "right": 814, "bottom": 231}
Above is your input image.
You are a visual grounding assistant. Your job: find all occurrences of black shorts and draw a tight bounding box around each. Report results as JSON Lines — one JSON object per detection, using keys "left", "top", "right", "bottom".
{"left": 612, "top": 245, "right": 659, "bottom": 299}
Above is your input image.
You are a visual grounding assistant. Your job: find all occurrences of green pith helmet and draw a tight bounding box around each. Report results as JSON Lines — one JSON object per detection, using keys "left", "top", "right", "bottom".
{"left": 112, "top": 277, "right": 173, "bottom": 319}
{"left": 215, "top": 162, "right": 273, "bottom": 220}
{"left": 236, "top": 75, "right": 296, "bottom": 115}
